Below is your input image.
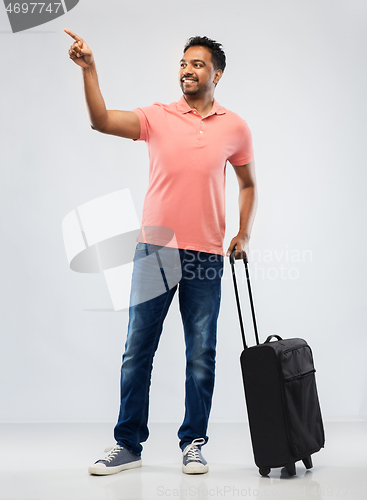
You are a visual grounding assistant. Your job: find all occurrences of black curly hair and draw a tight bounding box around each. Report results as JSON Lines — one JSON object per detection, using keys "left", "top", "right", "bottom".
{"left": 183, "top": 36, "right": 226, "bottom": 72}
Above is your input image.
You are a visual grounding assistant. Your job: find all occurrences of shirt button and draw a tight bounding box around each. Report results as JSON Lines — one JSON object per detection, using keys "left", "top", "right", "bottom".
{"left": 200, "top": 130, "right": 203, "bottom": 134}
{"left": 201, "top": 120, "right": 203, "bottom": 124}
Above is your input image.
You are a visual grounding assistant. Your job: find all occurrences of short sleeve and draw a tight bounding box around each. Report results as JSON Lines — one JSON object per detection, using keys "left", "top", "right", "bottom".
{"left": 227, "top": 120, "right": 254, "bottom": 166}
{"left": 132, "top": 108, "right": 148, "bottom": 142}
{"left": 132, "top": 103, "right": 164, "bottom": 142}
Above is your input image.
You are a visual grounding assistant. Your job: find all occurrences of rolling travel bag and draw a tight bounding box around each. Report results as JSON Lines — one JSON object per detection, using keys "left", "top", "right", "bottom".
{"left": 229, "top": 250, "right": 325, "bottom": 476}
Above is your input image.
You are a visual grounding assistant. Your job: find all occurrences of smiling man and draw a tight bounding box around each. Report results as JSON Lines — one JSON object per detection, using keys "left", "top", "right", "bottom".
{"left": 65, "top": 31, "right": 257, "bottom": 475}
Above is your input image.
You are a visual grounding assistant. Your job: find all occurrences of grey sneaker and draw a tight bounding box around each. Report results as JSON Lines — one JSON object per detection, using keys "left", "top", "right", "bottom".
{"left": 88, "top": 444, "right": 142, "bottom": 475}
{"left": 182, "top": 438, "right": 208, "bottom": 474}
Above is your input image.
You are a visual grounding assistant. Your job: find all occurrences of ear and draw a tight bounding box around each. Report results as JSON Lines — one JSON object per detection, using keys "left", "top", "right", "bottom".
{"left": 213, "top": 69, "right": 223, "bottom": 85}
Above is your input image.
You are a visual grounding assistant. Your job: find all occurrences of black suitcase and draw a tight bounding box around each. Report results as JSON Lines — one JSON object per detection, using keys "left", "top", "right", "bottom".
{"left": 229, "top": 250, "right": 325, "bottom": 476}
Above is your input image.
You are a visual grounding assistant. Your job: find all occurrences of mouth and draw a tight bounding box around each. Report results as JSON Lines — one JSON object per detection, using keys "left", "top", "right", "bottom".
{"left": 181, "top": 78, "right": 198, "bottom": 84}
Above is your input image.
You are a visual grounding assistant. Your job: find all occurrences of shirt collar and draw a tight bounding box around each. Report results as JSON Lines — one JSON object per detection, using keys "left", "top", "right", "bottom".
{"left": 176, "top": 95, "right": 226, "bottom": 116}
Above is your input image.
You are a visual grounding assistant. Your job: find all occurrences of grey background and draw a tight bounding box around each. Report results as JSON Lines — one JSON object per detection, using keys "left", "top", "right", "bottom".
{"left": 0, "top": 0, "right": 366, "bottom": 424}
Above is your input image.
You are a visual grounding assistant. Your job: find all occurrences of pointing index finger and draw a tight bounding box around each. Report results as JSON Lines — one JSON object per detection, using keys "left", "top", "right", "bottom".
{"left": 64, "top": 28, "right": 82, "bottom": 42}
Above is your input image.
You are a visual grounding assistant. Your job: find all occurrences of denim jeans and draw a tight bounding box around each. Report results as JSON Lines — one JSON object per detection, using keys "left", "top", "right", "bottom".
{"left": 114, "top": 243, "right": 224, "bottom": 455}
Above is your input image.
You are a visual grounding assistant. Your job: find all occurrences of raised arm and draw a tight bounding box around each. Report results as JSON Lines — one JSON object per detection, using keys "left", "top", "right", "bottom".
{"left": 64, "top": 29, "right": 140, "bottom": 140}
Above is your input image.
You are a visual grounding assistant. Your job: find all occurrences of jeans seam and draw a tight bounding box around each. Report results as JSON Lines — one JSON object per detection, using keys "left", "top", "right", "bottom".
{"left": 177, "top": 259, "right": 222, "bottom": 446}
{"left": 135, "top": 287, "right": 176, "bottom": 441}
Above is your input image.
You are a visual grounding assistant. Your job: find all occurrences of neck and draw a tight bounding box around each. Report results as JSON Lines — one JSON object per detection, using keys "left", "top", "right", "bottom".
{"left": 183, "top": 92, "right": 215, "bottom": 117}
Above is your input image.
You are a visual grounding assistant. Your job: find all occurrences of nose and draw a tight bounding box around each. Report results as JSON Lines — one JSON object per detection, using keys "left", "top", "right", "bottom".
{"left": 181, "top": 63, "right": 194, "bottom": 76}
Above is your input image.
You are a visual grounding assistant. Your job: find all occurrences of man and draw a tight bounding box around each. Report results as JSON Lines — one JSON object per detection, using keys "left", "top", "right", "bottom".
{"left": 65, "top": 29, "right": 257, "bottom": 475}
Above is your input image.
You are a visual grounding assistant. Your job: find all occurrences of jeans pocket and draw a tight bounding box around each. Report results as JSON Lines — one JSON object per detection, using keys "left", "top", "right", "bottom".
{"left": 134, "top": 242, "right": 151, "bottom": 261}
{"left": 136, "top": 242, "right": 159, "bottom": 251}
{"left": 136, "top": 242, "right": 148, "bottom": 251}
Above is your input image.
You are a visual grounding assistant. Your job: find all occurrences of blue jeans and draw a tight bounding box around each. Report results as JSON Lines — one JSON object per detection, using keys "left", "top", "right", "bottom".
{"left": 114, "top": 243, "right": 223, "bottom": 455}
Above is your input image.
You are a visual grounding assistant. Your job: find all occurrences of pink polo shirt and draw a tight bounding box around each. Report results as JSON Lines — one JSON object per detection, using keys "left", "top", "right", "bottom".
{"left": 133, "top": 95, "right": 254, "bottom": 255}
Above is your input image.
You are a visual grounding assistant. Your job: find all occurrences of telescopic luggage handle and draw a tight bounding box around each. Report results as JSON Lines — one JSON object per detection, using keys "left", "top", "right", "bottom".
{"left": 229, "top": 247, "right": 260, "bottom": 349}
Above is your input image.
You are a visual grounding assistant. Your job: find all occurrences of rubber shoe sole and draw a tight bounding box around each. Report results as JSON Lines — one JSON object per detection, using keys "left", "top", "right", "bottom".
{"left": 182, "top": 462, "right": 209, "bottom": 474}
{"left": 88, "top": 458, "right": 142, "bottom": 475}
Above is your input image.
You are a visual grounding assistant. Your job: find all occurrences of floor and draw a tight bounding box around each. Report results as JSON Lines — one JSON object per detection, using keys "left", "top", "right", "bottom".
{"left": 0, "top": 421, "right": 366, "bottom": 500}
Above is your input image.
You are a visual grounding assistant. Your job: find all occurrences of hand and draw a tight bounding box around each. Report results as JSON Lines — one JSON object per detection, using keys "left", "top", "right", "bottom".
{"left": 64, "top": 28, "right": 94, "bottom": 68}
{"left": 226, "top": 233, "right": 249, "bottom": 260}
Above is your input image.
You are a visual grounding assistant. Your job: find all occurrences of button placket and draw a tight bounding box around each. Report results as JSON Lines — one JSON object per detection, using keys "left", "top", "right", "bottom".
{"left": 192, "top": 110, "right": 205, "bottom": 145}
{"left": 199, "top": 118, "right": 204, "bottom": 140}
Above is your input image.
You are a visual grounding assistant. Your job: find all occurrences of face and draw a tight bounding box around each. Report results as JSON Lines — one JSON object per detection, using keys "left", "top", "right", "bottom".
{"left": 179, "top": 46, "right": 222, "bottom": 96}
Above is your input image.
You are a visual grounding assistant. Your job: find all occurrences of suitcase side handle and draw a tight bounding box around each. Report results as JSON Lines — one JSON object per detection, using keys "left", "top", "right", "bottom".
{"left": 229, "top": 247, "right": 260, "bottom": 348}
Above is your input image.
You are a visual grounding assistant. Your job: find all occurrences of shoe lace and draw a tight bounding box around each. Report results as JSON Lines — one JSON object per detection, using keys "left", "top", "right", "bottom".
{"left": 101, "top": 444, "right": 123, "bottom": 463}
{"left": 183, "top": 438, "right": 205, "bottom": 461}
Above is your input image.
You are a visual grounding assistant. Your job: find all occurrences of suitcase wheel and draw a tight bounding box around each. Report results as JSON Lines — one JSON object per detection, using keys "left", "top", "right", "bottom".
{"left": 259, "top": 467, "right": 271, "bottom": 477}
{"left": 302, "top": 455, "right": 313, "bottom": 469}
{"left": 284, "top": 461, "right": 296, "bottom": 476}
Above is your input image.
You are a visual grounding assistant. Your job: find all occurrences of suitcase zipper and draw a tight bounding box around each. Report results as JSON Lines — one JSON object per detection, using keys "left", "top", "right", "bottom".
{"left": 283, "top": 369, "right": 316, "bottom": 382}
{"left": 282, "top": 344, "right": 309, "bottom": 355}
